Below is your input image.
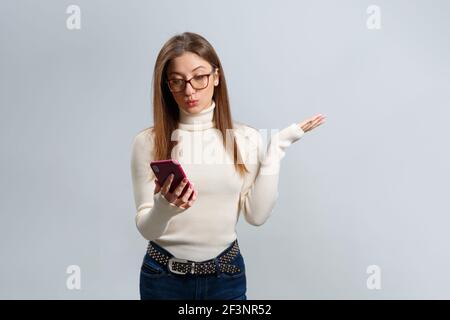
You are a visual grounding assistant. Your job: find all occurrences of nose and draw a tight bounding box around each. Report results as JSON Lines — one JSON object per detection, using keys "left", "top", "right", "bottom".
{"left": 184, "top": 81, "right": 196, "bottom": 95}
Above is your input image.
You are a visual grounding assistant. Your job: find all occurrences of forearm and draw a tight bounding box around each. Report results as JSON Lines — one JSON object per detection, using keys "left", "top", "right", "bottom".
{"left": 241, "top": 173, "right": 279, "bottom": 226}
{"left": 135, "top": 192, "right": 185, "bottom": 240}
{"left": 241, "top": 123, "right": 305, "bottom": 226}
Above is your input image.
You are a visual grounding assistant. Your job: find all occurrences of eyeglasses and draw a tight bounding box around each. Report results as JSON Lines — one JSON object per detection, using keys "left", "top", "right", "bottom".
{"left": 166, "top": 69, "right": 215, "bottom": 93}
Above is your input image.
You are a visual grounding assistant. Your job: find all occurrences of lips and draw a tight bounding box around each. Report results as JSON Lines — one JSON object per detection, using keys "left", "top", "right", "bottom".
{"left": 186, "top": 100, "right": 199, "bottom": 107}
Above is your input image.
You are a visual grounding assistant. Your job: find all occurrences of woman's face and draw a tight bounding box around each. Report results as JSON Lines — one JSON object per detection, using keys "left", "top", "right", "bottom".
{"left": 166, "top": 52, "right": 219, "bottom": 114}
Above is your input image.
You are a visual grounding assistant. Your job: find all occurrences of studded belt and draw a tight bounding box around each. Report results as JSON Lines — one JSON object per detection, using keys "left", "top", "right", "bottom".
{"left": 146, "top": 240, "right": 242, "bottom": 276}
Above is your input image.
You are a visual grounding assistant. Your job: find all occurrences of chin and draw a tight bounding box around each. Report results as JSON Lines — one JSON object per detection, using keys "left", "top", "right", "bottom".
{"left": 182, "top": 105, "right": 202, "bottom": 113}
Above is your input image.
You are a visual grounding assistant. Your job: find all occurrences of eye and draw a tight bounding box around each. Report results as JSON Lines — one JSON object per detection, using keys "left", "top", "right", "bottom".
{"left": 193, "top": 75, "right": 204, "bottom": 80}
{"left": 171, "top": 79, "right": 183, "bottom": 85}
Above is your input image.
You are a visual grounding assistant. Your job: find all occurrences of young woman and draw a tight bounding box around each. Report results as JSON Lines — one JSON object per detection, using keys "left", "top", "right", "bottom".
{"left": 130, "top": 32, "right": 325, "bottom": 300}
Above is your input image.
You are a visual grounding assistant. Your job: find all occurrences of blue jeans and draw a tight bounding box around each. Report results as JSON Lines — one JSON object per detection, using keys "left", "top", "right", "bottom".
{"left": 139, "top": 240, "right": 247, "bottom": 300}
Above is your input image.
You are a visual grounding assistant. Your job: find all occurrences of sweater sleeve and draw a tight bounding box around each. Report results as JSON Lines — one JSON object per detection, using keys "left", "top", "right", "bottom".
{"left": 130, "top": 129, "right": 187, "bottom": 240}
{"left": 239, "top": 123, "right": 305, "bottom": 226}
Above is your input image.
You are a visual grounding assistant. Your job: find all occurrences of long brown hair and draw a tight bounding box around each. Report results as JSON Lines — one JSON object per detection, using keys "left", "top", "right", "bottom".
{"left": 151, "top": 32, "right": 249, "bottom": 177}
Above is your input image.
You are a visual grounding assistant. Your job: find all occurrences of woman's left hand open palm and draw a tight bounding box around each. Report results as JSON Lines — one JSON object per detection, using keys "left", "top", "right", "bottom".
{"left": 299, "top": 114, "right": 326, "bottom": 133}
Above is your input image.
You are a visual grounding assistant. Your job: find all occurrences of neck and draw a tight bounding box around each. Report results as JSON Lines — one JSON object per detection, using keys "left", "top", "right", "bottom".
{"left": 178, "top": 99, "right": 216, "bottom": 131}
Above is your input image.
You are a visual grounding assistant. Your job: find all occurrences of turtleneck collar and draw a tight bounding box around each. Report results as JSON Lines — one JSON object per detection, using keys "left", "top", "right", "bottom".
{"left": 178, "top": 99, "right": 216, "bottom": 131}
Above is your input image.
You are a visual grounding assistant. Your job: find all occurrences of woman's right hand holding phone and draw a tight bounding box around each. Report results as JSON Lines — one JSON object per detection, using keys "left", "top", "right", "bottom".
{"left": 154, "top": 173, "right": 197, "bottom": 209}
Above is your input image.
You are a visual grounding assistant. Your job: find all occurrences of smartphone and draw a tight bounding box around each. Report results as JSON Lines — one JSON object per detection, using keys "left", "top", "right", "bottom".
{"left": 150, "top": 159, "right": 194, "bottom": 200}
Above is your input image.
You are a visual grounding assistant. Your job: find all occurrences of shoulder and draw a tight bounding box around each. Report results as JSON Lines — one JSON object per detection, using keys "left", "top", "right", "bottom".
{"left": 232, "top": 121, "right": 261, "bottom": 139}
{"left": 233, "top": 121, "right": 263, "bottom": 146}
{"left": 232, "top": 121, "right": 264, "bottom": 156}
{"left": 131, "top": 126, "right": 155, "bottom": 149}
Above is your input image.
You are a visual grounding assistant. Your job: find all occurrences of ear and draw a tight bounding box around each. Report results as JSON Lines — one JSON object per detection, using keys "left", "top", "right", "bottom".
{"left": 214, "top": 68, "right": 220, "bottom": 86}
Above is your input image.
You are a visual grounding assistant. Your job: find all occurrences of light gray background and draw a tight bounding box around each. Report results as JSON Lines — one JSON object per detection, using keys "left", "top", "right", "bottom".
{"left": 1, "top": 0, "right": 449, "bottom": 299}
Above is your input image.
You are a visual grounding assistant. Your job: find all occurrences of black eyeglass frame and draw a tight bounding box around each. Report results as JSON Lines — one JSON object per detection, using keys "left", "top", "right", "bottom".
{"left": 166, "top": 67, "right": 217, "bottom": 93}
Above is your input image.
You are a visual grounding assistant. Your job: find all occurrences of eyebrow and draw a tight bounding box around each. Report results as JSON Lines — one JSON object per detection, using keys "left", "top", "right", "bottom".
{"left": 168, "top": 65, "right": 207, "bottom": 76}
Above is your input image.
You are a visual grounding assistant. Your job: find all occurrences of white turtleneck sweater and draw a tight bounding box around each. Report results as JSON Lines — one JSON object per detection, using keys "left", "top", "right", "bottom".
{"left": 130, "top": 100, "right": 305, "bottom": 261}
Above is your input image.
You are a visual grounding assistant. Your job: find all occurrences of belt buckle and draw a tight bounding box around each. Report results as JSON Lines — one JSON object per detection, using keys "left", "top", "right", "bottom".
{"left": 168, "top": 257, "right": 195, "bottom": 275}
